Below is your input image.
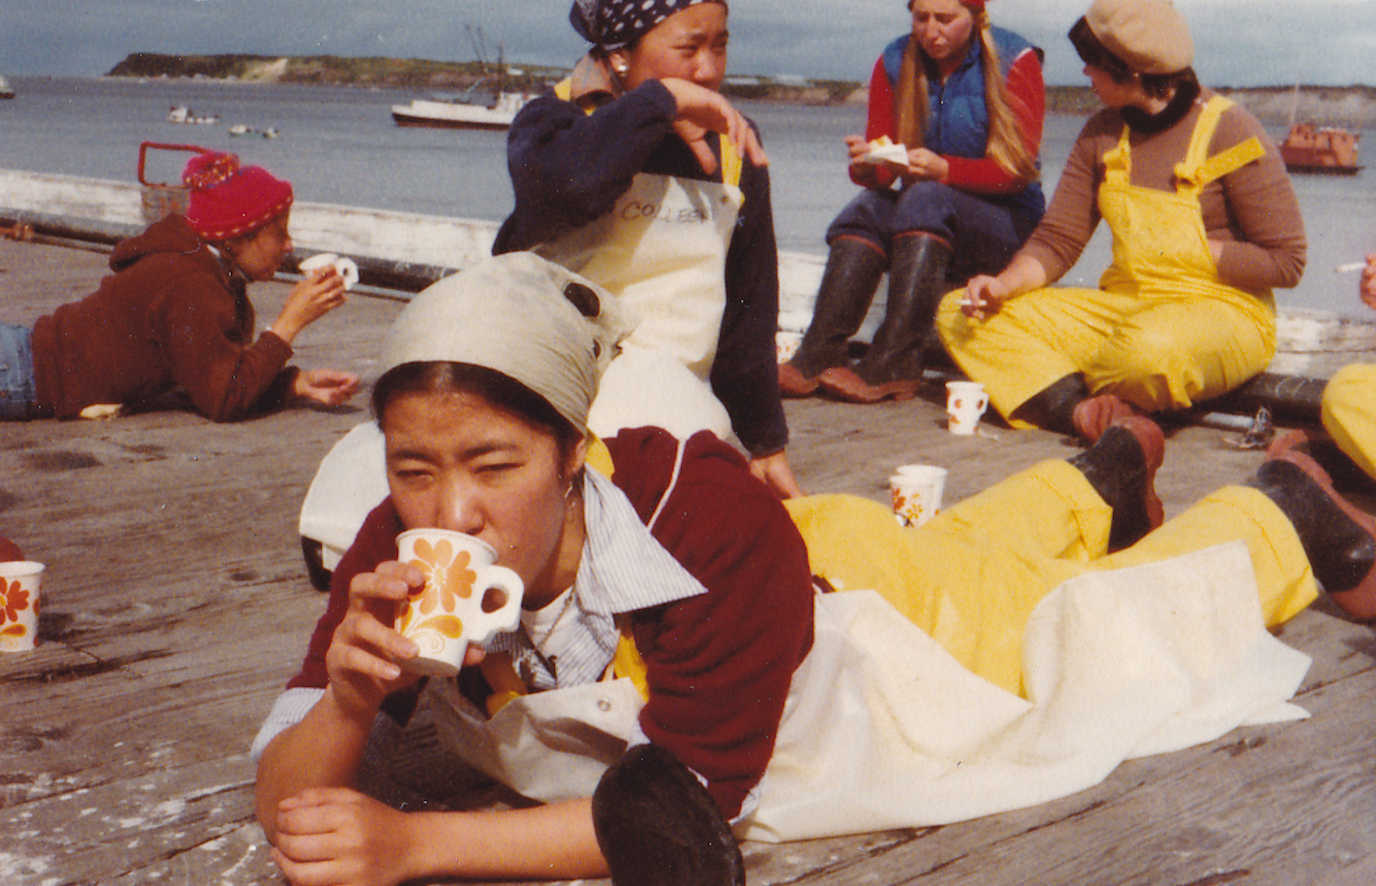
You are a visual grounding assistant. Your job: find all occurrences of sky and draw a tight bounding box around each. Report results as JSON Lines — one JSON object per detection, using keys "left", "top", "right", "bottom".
{"left": 3, "top": 0, "right": 1373, "bottom": 87}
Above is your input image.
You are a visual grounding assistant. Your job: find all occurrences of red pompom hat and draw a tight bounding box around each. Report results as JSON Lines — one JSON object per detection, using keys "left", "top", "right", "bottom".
{"left": 181, "top": 151, "right": 293, "bottom": 241}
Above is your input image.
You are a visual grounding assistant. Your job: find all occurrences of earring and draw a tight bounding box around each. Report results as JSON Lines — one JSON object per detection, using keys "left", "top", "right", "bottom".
{"left": 612, "top": 60, "right": 628, "bottom": 76}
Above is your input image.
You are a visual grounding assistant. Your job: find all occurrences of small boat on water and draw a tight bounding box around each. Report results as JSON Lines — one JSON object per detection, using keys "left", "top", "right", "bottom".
{"left": 0, "top": 75, "right": 15, "bottom": 100}
{"left": 1280, "top": 122, "right": 1363, "bottom": 175}
{"left": 390, "top": 89, "right": 531, "bottom": 130}
{"left": 166, "top": 105, "right": 220, "bottom": 125}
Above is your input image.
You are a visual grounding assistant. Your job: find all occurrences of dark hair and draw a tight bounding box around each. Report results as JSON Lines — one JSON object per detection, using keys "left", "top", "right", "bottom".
{"left": 1068, "top": 16, "right": 1198, "bottom": 101}
{"left": 372, "top": 361, "right": 584, "bottom": 456}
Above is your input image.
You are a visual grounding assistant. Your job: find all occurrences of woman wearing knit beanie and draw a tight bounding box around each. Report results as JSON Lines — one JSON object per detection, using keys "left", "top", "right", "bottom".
{"left": 0, "top": 151, "right": 357, "bottom": 422}
{"left": 493, "top": 0, "right": 803, "bottom": 499}
{"left": 780, "top": 0, "right": 1046, "bottom": 403}
{"left": 937, "top": 0, "right": 1305, "bottom": 445}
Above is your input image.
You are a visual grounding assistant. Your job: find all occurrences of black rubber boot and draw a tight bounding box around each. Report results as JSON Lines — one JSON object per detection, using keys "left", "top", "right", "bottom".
{"left": 852, "top": 233, "right": 953, "bottom": 386}
{"left": 1067, "top": 417, "right": 1165, "bottom": 551}
{"left": 1012, "top": 373, "right": 1089, "bottom": 437}
{"left": 592, "top": 744, "right": 746, "bottom": 886}
{"left": 786, "top": 237, "right": 888, "bottom": 380}
{"left": 1246, "top": 455, "right": 1376, "bottom": 607}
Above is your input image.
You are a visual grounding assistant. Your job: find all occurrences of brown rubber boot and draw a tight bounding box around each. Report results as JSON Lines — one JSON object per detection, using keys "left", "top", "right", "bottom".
{"left": 1068, "top": 415, "right": 1165, "bottom": 550}
{"left": 782, "top": 237, "right": 888, "bottom": 397}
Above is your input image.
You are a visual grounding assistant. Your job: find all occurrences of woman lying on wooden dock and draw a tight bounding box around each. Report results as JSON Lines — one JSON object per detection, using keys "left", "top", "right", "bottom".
{"left": 252, "top": 252, "right": 1373, "bottom": 886}
{"left": 0, "top": 150, "right": 358, "bottom": 422}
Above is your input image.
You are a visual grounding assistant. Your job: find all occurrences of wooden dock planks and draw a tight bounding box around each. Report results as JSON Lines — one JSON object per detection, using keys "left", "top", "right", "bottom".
{"left": 3, "top": 237, "right": 1375, "bottom": 885}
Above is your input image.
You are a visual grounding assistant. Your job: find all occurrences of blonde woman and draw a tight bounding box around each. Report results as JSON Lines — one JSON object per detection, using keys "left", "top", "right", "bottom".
{"left": 780, "top": 0, "right": 1045, "bottom": 402}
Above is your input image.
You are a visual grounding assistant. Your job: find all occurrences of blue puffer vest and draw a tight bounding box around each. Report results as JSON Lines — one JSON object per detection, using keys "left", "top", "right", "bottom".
{"left": 880, "top": 27, "right": 1043, "bottom": 212}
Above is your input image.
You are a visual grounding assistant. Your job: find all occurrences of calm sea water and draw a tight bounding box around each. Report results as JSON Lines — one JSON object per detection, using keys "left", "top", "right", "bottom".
{"left": 2, "top": 76, "right": 1373, "bottom": 315}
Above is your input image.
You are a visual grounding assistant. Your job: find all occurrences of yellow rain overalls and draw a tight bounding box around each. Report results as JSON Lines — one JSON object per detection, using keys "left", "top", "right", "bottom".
{"left": 535, "top": 79, "right": 745, "bottom": 445}
{"left": 1321, "top": 363, "right": 1376, "bottom": 480}
{"left": 937, "top": 95, "right": 1277, "bottom": 426}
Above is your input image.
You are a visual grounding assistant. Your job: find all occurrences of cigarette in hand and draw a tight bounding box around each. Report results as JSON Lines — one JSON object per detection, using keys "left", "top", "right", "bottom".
{"left": 1336, "top": 262, "right": 1367, "bottom": 273}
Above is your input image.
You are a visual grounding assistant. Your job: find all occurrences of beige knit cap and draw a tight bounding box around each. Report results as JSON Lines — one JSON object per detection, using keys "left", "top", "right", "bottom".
{"left": 1085, "top": 0, "right": 1193, "bottom": 75}
{"left": 379, "top": 252, "right": 628, "bottom": 432}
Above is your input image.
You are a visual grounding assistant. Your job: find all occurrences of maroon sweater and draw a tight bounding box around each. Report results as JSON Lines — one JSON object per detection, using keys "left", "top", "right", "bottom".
{"left": 287, "top": 428, "right": 816, "bottom": 818}
{"left": 31, "top": 214, "right": 297, "bottom": 420}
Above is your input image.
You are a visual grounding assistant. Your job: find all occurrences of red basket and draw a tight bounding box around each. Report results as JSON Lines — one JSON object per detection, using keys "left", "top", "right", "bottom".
{"left": 137, "top": 142, "right": 209, "bottom": 224}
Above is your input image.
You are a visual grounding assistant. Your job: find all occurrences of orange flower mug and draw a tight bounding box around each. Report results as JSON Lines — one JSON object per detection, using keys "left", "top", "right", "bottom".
{"left": 945, "top": 381, "right": 989, "bottom": 436}
{"left": 0, "top": 560, "right": 44, "bottom": 653}
{"left": 394, "top": 530, "right": 524, "bottom": 677}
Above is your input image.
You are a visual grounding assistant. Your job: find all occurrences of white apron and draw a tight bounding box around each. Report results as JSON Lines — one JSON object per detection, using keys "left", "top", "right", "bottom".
{"left": 414, "top": 541, "right": 1309, "bottom": 842}
{"left": 535, "top": 162, "right": 743, "bottom": 444}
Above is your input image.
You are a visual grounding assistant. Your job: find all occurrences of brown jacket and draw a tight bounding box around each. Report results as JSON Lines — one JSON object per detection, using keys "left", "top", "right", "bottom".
{"left": 31, "top": 215, "right": 297, "bottom": 421}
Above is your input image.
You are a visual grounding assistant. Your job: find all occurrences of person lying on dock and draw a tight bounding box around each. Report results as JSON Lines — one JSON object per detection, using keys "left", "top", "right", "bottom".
{"left": 0, "top": 151, "right": 358, "bottom": 423}
{"left": 937, "top": 0, "right": 1305, "bottom": 445}
{"left": 253, "top": 252, "right": 1370, "bottom": 886}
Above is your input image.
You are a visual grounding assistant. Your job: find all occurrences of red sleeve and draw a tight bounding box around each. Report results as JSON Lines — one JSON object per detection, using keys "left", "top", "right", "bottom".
{"left": 286, "top": 499, "right": 403, "bottom": 690}
{"left": 942, "top": 47, "right": 1045, "bottom": 194}
{"left": 854, "top": 56, "right": 902, "bottom": 190}
{"left": 609, "top": 430, "right": 815, "bottom": 820}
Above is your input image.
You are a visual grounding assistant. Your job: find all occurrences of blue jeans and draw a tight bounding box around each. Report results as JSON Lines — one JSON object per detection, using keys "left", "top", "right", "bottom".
{"left": 0, "top": 323, "right": 36, "bottom": 420}
{"left": 826, "top": 181, "right": 1043, "bottom": 281}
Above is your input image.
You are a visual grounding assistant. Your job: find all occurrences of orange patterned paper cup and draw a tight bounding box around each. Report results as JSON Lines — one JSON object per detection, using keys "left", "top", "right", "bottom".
{"left": 394, "top": 530, "right": 523, "bottom": 677}
{"left": 889, "top": 465, "right": 947, "bottom": 529}
{"left": 0, "top": 560, "right": 43, "bottom": 653}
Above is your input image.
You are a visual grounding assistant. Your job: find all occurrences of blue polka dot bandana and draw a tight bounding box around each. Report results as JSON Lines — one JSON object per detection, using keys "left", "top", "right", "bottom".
{"left": 569, "top": 0, "right": 724, "bottom": 49}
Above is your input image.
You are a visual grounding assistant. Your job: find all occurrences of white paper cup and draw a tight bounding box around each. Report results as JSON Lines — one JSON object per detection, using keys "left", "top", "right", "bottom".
{"left": 946, "top": 381, "right": 989, "bottom": 435}
{"left": 0, "top": 561, "right": 43, "bottom": 652}
{"left": 889, "top": 465, "right": 947, "bottom": 528}
{"left": 299, "top": 252, "right": 359, "bottom": 290}
{"left": 776, "top": 330, "right": 803, "bottom": 364}
{"left": 394, "top": 530, "right": 523, "bottom": 677}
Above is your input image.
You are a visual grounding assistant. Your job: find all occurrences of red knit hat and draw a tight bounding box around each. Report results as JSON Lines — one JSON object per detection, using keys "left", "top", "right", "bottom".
{"left": 182, "top": 152, "right": 293, "bottom": 241}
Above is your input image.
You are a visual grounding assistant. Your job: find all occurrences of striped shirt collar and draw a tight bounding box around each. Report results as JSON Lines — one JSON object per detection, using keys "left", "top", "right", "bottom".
{"left": 488, "top": 465, "right": 707, "bottom": 690}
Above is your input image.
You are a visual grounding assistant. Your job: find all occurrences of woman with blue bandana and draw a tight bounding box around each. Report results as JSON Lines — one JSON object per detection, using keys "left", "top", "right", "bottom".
{"left": 493, "top": 0, "right": 803, "bottom": 499}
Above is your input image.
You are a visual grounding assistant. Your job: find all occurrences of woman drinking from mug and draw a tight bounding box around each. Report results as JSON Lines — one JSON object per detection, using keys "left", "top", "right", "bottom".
{"left": 255, "top": 252, "right": 1374, "bottom": 886}
{"left": 0, "top": 151, "right": 358, "bottom": 422}
{"left": 779, "top": 0, "right": 1045, "bottom": 403}
{"left": 493, "top": 0, "right": 801, "bottom": 498}
{"left": 937, "top": 0, "right": 1305, "bottom": 442}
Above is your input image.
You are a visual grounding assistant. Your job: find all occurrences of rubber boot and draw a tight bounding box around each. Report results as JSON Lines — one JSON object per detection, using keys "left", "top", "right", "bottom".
{"left": 592, "top": 744, "right": 746, "bottom": 886}
{"left": 819, "top": 233, "right": 952, "bottom": 403}
{"left": 780, "top": 237, "right": 888, "bottom": 397}
{"left": 1011, "top": 373, "right": 1089, "bottom": 436}
{"left": 1067, "top": 416, "right": 1165, "bottom": 551}
{"left": 1247, "top": 451, "right": 1376, "bottom": 619}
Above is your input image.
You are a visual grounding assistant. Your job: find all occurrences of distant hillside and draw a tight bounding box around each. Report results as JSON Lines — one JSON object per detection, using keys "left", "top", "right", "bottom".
{"left": 107, "top": 53, "right": 1374, "bottom": 124}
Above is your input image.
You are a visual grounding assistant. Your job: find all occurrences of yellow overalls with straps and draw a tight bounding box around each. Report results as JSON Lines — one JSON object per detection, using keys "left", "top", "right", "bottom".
{"left": 937, "top": 95, "right": 1278, "bottom": 425}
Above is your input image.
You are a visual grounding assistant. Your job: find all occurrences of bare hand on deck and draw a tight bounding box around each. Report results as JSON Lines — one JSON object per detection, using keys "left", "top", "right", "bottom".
{"left": 660, "top": 78, "right": 767, "bottom": 175}
{"left": 294, "top": 369, "right": 360, "bottom": 407}
{"left": 272, "top": 786, "right": 418, "bottom": 886}
{"left": 272, "top": 269, "right": 349, "bottom": 344}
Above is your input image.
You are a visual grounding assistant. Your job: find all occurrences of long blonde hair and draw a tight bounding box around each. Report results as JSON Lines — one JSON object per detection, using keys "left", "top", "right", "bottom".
{"left": 894, "top": 9, "right": 1039, "bottom": 183}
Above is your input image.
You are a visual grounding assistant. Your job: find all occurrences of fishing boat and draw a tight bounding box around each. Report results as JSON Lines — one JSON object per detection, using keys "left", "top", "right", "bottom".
{"left": 390, "top": 28, "right": 533, "bottom": 130}
{"left": 166, "top": 105, "right": 220, "bottom": 125}
{"left": 0, "top": 74, "right": 15, "bottom": 99}
{"left": 1280, "top": 122, "right": 1363, "bottom": 175}
{"left": 1277, "top": 84, "right": 1363, "bottom": 175}
{"left": 390, "top": 89, "right": 531, "bottom": 130}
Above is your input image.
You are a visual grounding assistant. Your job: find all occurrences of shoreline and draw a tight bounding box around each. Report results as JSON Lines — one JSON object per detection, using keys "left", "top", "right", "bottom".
{"left": 71, "top": 53, "right": 1376, "bottom": 122}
